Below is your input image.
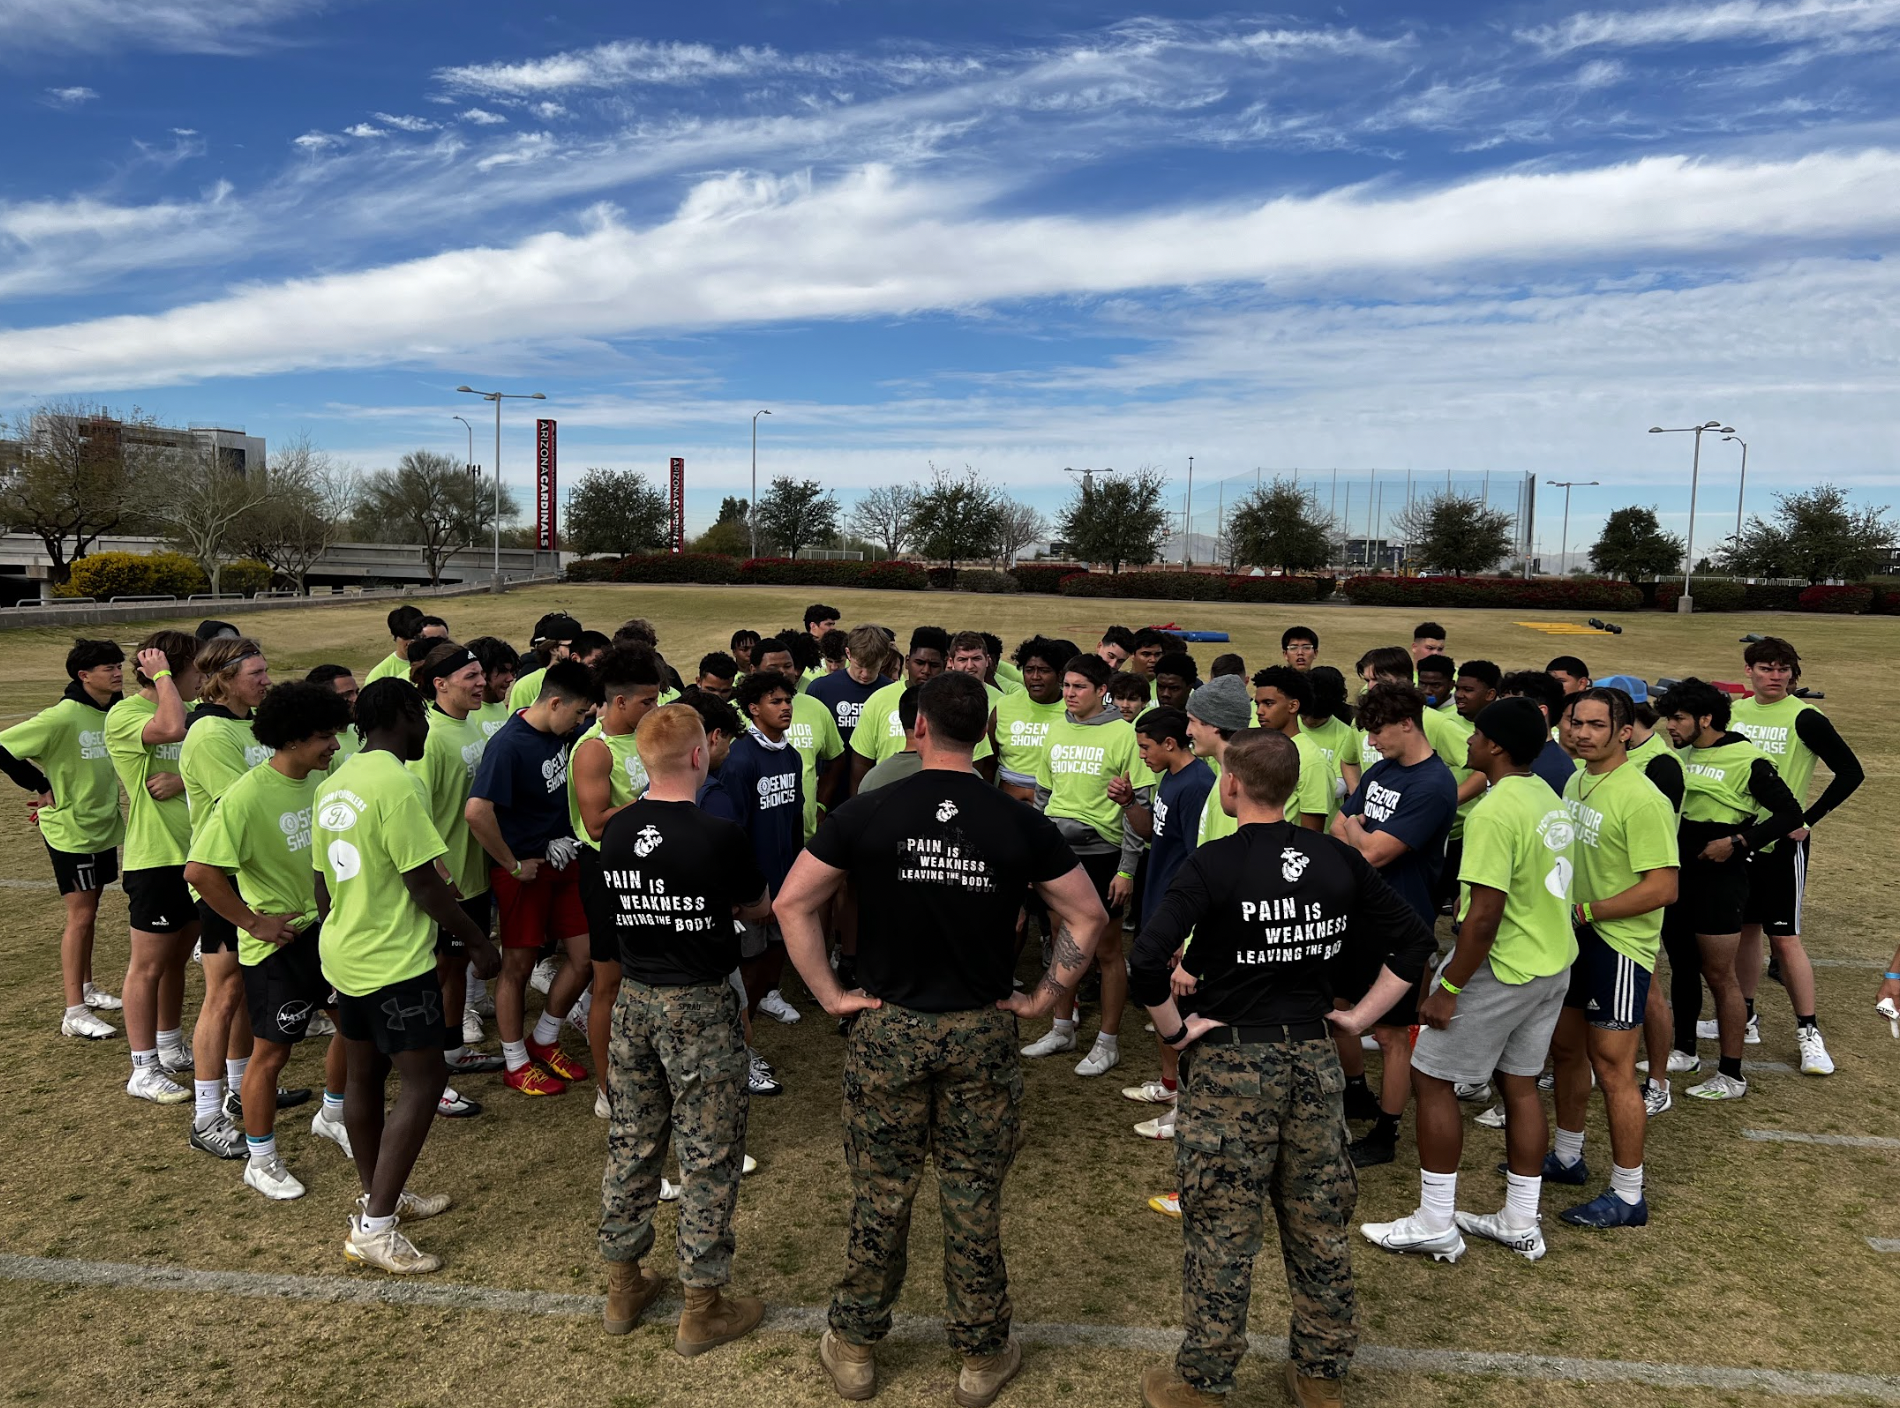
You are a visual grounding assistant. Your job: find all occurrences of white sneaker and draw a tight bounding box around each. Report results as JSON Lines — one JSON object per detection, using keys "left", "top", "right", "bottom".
{"left": 1360, "top": 1034, "right": 1379, "bottom": 1051}
{"left": 758, "top": 990, "right": 802, "bottom": 1025}
{"left": 1121, "top": 1080, "right": 1176, "bottom": 1104}
{"left": 1796, "top": 1026, "right": 1835, "bottom": 1076}
{"left": 244, "top": 1155, "right": 307, "bottom": 1201}
{"left": 1359, "top": 1213, "right": 1466, "bottom": 1262}
{"left": 1695, "top": 1018, "right": 1720, "bottom": 1041}
{"left": 82, "top": 982, "right": 122, "bottom": 1010}
{"left": 1134, "top": 1109, "right": 1176, "bottom": 1140}
{"left": 306, "top": 1012, "right": 336, "bottom": 1037}
{"left": 312, "top": 1106, "right": 353, "bottom": 1158}
{"left": 660, "top": 1178, "right": 680, "bottom": 1203}
{"left": 594, "top": 1086, "right": 611, "bottom": 1119}
{"left": 742, "top": 1154, "right": 758, "bottom": 1176}
{"left": 1536, "top": 1070, "right": 1555, "bottom": 1092}
{"left": 1745, "top": 1014, "right": 1761, "bottom": 1045}
{"left": 1699, "top": 1014, "right": 1761, "bottom": 1044}
{"left": 1474, "top": 1103, "right": 1507, "bottom": 1129}
{"left": 1455, "top": 1211, "right": 1547, "bottom": 1262}
{"left": 1021, "top": 1025, "right": 1077, "bottom": 1058}
{"left": 528, "top": 957, "right": 557, "bottom": 995}
{"left": 1453, "top": 1081, "right": 1492, "bottom": 1103}
{"left": 1075, "top": 1040, "right": 1121, "bottom": 1077}
{"left": 157, "top": 1045, "right": 192, "bottom": 1076}
{"left": 344, "top": 1216, "right": 441, "bottom": 1275}
{"left": 62, "top": 1007, "right": 116, "bottom": 1039}
{"left": 461, "top": 1008, "right": 483, "bottom": 1045}
{"left": 126, "top": 1065, "right": 190, "bottom": 1104}
{"left": 1687, "top": 1071, "right": 1748, "bottom": 1101}
{"left": 191, "top": 940, "right": 202, "bottom": 965}
{"left": 1639, "top": 1052, "right": 1700, "bottom": 1075}
{"left": 1643, "top": 1081, "right": 1672, "bottom": 1117}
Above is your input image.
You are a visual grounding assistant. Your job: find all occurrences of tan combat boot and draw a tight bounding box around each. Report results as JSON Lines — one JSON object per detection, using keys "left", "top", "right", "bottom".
{"left": 953, "top": 1338, "right": 1022, "bottom": 1407}
{"left": 674, "top": 1284, "right": 765, "bottom": 1357}
{"left": 818, "top": 1328, "right": 877, "bottom": 1400}
{"left": 1284, "top": 1363, "right": 1346, "bottom": 1406}
{"left": 602, "top": 1260, "right": 665, "bottom": 1335}
{"left": 1139, "top": 1365, "right": 1225, "bottom": 1408}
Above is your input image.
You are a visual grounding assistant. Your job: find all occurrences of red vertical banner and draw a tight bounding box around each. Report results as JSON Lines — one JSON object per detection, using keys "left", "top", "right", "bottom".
{"left": 669, "top": 457, "right": 686, "bottom": 554}
{"left": 535, "top": 419, "right": 557, "bottom": 551}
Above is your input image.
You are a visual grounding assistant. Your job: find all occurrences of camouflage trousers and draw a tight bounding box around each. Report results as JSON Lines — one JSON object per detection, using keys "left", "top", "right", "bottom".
{"left": 1174, "top": 1037, "right": 1358, "bottom": 1392}
{"left": 598, "top": 978, "right": 750, "bottom": 1288}
{"left": 832, "top": 1004, "right": 1023, "bottom": 1357}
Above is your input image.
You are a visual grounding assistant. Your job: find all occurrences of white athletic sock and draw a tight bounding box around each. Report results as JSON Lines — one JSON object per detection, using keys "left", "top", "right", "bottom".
{"left": 1611, "top": 1163, "right": 1644, "bottom": 1205}
{"left": 156, "top": 1027, "right": 183, "bottom": 1051}
{"left": 322, "top": 1090, "right": 345, "bottom": 1117}
{"left": 360, "top": 1211, "right": 396, "bottom": 1236}
{"left": 443, "top": 1045, "right": 468, "bottom": 1064}
{"left": 1091, "top": 1031, "right": 1119, "bottom": 1052}
{"left": 1052, "top": 1017, "right": 1076, "bottom": 1034}
{"left": 65, "top": 1002, "right": 89, "bottom": 1021}
{"left": 194, "top": 1079, "right": 224, "bottom": 1127}
{"left": 1419, "top": 1170, "right": 1457, "bottom": 1232}
{"left": 531, "top": 1011, "right": 563, "bottom": 1045}
{"left": 132, "top": 1048, "right": 158, "bottom": 1069}
{"left": 1503, "top": 1171, "right": 1542, "bottom": 1230}
{"left": 1553, "top": 1126, "right": 1585, "bottom": 1167}
{"left": 502, "top": 1040, "right": 530, "bottom": 1072}
{"left": 1646, "top": 1077, "right": 1668, "bottom": 1096}
{"left": 246, "top": 1134, "right": 276, "bottom": 1165}
{"left": 226, "top": 1056, "right": 249, "bottom": 1088}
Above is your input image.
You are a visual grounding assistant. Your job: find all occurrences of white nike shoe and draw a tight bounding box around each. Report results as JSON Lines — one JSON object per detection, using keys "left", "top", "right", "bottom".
{"left": 157, "top": 1044, "right": 192, "bottom": 1076}
{"left": 461, "top": 1007, "right": 483, "bottom": 1045}
{"left": 1796, "top": 1026, "right": 1835, "bottom": 1076}
{"left": 758, "top": 990, "right": 802, "bottom": 1025}
{"left": 1474, "top": 1103, "right": 1507, "bottom": 1129}
{"left": 1643, "top": 1081, "right": 1672, "bottom": 1118}
{"left": 1686, "top": 1072, "right": 1748, "bottom": 1101}
{"left": 1456, "top": 1211, "right": 1547, "bottom": 1262}
{"left": 1134, "top": 1109, "right": 1176, "bottom": 1140}
{"left": 1122, "top": 1080, "right": 1176, "bottom": 1104}
{"left": 306, "top": 1012, "right": 336, "bottom": 1038}
{"left": 62, "top": 1008, "right": 116, "bottom": 1039}
{"left": 244, "top": 1155, "right": 307, "bottom": 1201}
{"left": 1743, "top": 1014, "right": 1760, "bottom": 1045}
{"left": 529, "top": 957, "right": 558, "bottom": 995}
{"left": 1074, "top": 1040, "right": 1121, "bottom": 1077}
{"left": 82, "top": 982, "right": 122, "bottom": 1011}
{"left": 1453, "top": 1081, "right": 1492, "bottom": 1103}
{"left": 1359, "top": 1213, "right": 1465, "bottom": 1262}
{"left": 126, "top": 1066, "right": 190, "bottom": 1104}
{"left": 1021, "top": 1025, "right": 1077, "bottom": 1058}
{"left": 312, "top": 1106, "right": 353, "bottom": 1157}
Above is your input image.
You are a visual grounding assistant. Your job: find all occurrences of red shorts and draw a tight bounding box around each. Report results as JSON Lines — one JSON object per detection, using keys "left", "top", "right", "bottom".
{"left": 490, "top": 860, "right": 589, "bottom": 949}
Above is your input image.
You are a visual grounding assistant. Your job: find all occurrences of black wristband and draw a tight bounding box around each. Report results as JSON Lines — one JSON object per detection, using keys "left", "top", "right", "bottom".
{"left": 1162, "top": 1022, "right": 1189, "bottom": 1046}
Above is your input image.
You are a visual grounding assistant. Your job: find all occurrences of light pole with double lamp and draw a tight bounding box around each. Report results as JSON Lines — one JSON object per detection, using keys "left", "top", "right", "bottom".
{"left": 456, "top": 386, "right": 547, "bottom": 585}
{"left": 1649, "top": 421, "right": 1732, "bottom": 613}
{"left": 1545, "top": 479, "right": 1598, "bottom": 575}
{"left": 751, "top": 409, "right": 772, "bottom": 559}
{"left": 1723, "top": 433, "right": 1749, "bottom": 546}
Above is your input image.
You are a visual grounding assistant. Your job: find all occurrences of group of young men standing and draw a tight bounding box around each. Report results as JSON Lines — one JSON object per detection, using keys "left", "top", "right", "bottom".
{"left": 1, "top": 599, "right": 1865, "bottom": 1408}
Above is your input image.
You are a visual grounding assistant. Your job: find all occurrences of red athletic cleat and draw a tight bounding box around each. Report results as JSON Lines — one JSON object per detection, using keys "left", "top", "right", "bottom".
{"left": 504, "top": 1063, "right": 566, "bottom": 1096}
{"left": 528, "top": 1038, "right": 589, "bottom": 1083}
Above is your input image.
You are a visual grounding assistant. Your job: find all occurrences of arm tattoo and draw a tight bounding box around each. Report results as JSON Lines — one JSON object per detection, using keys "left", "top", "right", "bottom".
{"left": 1051, "top": 923, "right": 1087, "bottom": 973}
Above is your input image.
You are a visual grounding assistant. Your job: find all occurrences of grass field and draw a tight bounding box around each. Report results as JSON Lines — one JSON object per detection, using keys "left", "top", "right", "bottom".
{"left": 2, "top": 585, "right": 1897, "bottom": 1408}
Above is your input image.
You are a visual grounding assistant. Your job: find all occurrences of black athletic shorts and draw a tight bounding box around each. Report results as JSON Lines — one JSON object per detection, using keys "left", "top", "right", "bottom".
{"left": 579, "top": 846, "right": 616, "bottom": 965}
{"left": 334, "top": 969, "right": 448, "bottom": 1057}
{"left": 1562, "top": 925, "right": 1650, "bottom": 1031}
{"left": 123, "top": 865, "right": 194, "bottom": 934}
{"left": 243, "top": 925, "right": 328, "bottom": 1044}
{"left": 1434, "top": 837, "right": 1464, "bottom": 912}
{"left": 435, "top": 892, "right": 491, "bottom": 954}
{"left": 1742, "top": 836, "right": 1807, "bottom": 937}
{"left": 1077, "top": 849, "right": 1124, "bottom": 920}
{"left": 198, "top": 898, "right": 242, "bottom": 955}
{"left": 1675, "top": 851, "right": 1750, "bottom": 935}
{"left": 45, "top": 842, "right": 118, "bottom": 896}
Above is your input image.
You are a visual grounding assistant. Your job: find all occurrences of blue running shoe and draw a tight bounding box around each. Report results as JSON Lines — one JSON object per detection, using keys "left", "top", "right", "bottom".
{"left": 1560, "top": 1189, "right": 1649, "bottom": 1228}
{"left": 1497, "top": 1152, "right": 1589, "bottom": 1185}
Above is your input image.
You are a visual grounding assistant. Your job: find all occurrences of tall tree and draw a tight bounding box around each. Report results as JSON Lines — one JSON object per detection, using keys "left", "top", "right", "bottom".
{"left": 564, "top": 467, "right": 671, "bottom": 558}
{"left": 715, "top": 496, "right": 749, "bottom": 524}
{"left": 233, "top": 434, "right": 358, "bottom": 592}
{"left": 358, "top": 450, "right": 519, "bottom": 585}
{"left": 912, "top": 464, "right": 1003, "bottom": 579}
{"left": 753, "top": 476, "right": 840, "bottom": 559}
{"left": 847, "top": 483, "right": 920, "bottom": 561}
{"left": 994, "top": 497, "right": 1049, "bottom": 566}
{"left": 1226, "top": 477, "right": 1333, "bottom": 573}
{"left": 0, "top": 400, "right": 158, "bottom": 584}
{"left": 1393, "top": 491, "right": 1516, "bottom": 576}
{"left": 144, "top": 437, "right": 272, "bottom": 594}
{"left": 1589, "top": 505, "right": 1685, "bottom": 582}
{"left": 1719, "top": 484, "right": 1893, "bottom": 583}
{"left": 1058, "top": 466, "right": 1171, "bottom": 574}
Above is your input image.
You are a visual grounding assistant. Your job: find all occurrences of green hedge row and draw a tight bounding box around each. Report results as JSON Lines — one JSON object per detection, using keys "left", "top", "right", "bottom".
{"left": 564, "top": 554, "right": 929, "bottom": 590}
{"left": 1057, "top": 572, "right": 1334, "bottom": 602}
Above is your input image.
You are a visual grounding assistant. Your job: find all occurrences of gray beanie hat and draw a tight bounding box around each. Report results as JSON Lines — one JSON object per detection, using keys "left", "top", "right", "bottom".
{"left": 1187, "top": 674, "right": 1252, "bottom": 733}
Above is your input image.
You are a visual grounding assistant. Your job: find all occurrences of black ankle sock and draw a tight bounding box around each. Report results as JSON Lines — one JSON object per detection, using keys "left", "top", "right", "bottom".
{"left": 1345, "top": 1074, "right": 1370, "bottom": 1093}
{"left": 1718, "top": 1055, "right": 1743, "bottom": 1080}
{"left": 1796, "top": 1013, "right": 1818, "bottom": 1030}
{"left": 1745, "top": 999, "right": 1756, "bottom": 1020}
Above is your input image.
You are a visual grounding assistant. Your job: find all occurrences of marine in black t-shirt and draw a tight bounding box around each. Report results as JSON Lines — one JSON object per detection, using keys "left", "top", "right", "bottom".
{"left": 598, "top": 799, "right": 767, "bottom": 987}
{"left": 808, "top": 771, "right": 1078, "bottom": 1011}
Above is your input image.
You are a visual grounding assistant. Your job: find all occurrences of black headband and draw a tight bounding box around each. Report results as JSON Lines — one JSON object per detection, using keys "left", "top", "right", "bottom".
{"left": 214, "top": 649, "right": 261, "bottom": 672}
{"left": 429, "top": 646, "right": 480, "bottom": 681}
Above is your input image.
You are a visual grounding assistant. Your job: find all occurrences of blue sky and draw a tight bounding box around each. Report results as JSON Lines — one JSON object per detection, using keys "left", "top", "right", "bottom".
{"left": 3, "top": 0, "right": 1897, "bottom": 562}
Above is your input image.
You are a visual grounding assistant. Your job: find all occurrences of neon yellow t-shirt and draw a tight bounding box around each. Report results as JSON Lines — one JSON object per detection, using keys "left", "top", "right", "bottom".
{"left": 994, "top": 692, "right": 1066, "bottom": 786}
{"left": 507, "top": 667, "right": 546, "bottom": 715}
{"left": 1291, "top": 732, "right": 1336, "bottom": 825}
{"left": 190, "top": 762, "right": 323, "bottom": 967}
{"left": 1036, "top": 713, "right": 1142, "bottom": 847}
{"left": 1457, "top": 773, "right": 1578, "bottom": 984}
{"left": 851, "top": 681, "right": 993, "bottom": 764}
{"left": 567, "top": 722, "right": 648, "bottom": 849}
{"left": 363, "top": 650, "right": 410, "bottom": 685}
{"left": 105, "top": 693, "right": 189, "bottom": 868}
{"left": 1563, "top": 760, "right": 1678, "bottom": 970}
{"left": 787, "top": 694, "right": 843, "bottom": 841}
{"left": 408, "top": 705, "right": 490, "bottom": 898}
{"left": 0, "top": 697, "right": 123, "bottom": 855}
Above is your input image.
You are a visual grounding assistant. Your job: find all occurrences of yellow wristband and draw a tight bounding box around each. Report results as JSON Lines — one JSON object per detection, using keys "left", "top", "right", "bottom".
{"left": 152, "top": 669, "right": 173, "bottom": 679}
{"left": 1438, "top": 977, "right": 1463, "bottom": 995}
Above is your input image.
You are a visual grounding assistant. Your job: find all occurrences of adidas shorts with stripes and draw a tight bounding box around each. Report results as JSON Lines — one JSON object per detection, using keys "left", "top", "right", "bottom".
{"left": 1562, "top": 924, "right": 1650, "bottom": 1032}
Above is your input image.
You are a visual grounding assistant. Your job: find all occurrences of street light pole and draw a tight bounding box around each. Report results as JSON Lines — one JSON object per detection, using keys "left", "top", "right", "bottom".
{"left": 1649, "top": 421, "right": 1733, "bottom": 612}
{"left": 452, "top": 415, "right": 474, "bottom": 474}
{"left": 1184, "top": 455, "right": 1194, "bottom": 568}
{"left": 751, "top": 409, "right": 771, "bottom": 559}
{"left": 1544, "top": 479, "right": 1599, "bottom": 574}
{"left": 456, "top": 386, "right": 547, "bottom": 585}
{"left": 1723, "top": 434, "right": 1749, "bottom": 544}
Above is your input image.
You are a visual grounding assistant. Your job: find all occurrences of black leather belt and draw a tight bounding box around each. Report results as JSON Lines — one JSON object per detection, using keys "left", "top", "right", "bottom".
{"left": 1196, "top": 1020, "right": 1329, "bottom": 1045}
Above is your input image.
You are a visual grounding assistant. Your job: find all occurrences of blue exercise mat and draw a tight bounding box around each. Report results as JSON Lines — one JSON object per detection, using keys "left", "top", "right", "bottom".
{"left": 1172, "top": 630, "right": 1230, "bottom": 643}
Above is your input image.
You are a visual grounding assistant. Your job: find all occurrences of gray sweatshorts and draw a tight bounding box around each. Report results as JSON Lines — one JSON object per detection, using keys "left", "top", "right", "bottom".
{"left": 1411, "top": 963, "right": 1569, "bottom": 1085}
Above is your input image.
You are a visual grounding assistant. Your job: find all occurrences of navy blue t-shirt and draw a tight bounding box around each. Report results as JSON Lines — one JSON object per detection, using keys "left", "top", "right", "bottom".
{"left": 1143, "top": 758, "right": 1215, "bottom": 928}
{"left": 806, "top": 671, "right": 891, "bottom": 748}
{"left": 1532, "top": 739, "right": 1575, "bottom": 799}
{"left": 1340, "top": 753, "right": 1457, "bottom": 927}
{"left": 469, "top": 711, "right": 572, "bottom": 859}
{"left": 696, "top": 767, "right": 739, "bottom": 823}
{"left": 719, "top": 730, "right": 804, "bottom": 890}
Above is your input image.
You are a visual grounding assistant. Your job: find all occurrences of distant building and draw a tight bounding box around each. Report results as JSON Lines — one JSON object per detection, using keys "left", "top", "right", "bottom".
{"left": 1344, "top": 538, "right": 1405, "bottom": 572}
{"left": 0, "top": 411, "right": 264, "bottom": 476}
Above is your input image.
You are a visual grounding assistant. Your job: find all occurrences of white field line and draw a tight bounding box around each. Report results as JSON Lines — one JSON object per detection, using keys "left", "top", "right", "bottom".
{"left": 1742, "top": 1129, "right": 1900, "bottom": 1149}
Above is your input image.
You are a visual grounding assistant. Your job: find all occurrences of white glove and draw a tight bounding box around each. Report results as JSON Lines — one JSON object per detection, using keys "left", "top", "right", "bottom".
{"left": 545, "top": 836, "right": 580, "bottom": 870}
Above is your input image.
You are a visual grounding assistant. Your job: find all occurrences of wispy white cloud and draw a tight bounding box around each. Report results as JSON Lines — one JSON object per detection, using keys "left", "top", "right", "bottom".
{"left": 1520, "top": 0, "right": 1900, "bottom": 53}
{"left": 371, "top": 112, "right": 438, "bottom": 132}
{"left": 43, "top": 85, "right": 98, "bottom": 106}
{"left": 342, "top": 122, "right": 385, "bottom": 138}
{"left": 0, "top": 0, "right": 324, "bottom": 55}
{"left": 459, "top": 107, "right": 508, "bottom": 125}
{"left": 436, "top": 39, "right": 813, "bottom": 94}
{"left": 291, "top": 131, "right": 337, "bottom": 151}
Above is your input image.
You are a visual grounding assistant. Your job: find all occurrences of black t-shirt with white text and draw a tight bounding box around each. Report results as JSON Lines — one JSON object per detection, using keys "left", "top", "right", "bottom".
{"left": 808, "top": 769, "right": 1078, "bottom": 1012}
{"left": 599, "top": 799, "right": 767, "bottom": 987}
{"left": 1130, "top": 822, "right": 1436, "bottom": 1027}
